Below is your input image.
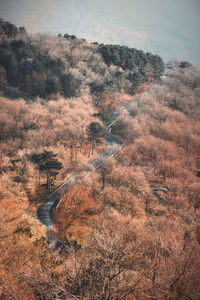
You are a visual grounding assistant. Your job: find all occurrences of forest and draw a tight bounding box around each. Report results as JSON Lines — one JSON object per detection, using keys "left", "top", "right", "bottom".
{"left": 0, "top": 19, "right": 164, "bottom": 99}
{"left": 0, "top": 19, "right": 200, "bottom": 299}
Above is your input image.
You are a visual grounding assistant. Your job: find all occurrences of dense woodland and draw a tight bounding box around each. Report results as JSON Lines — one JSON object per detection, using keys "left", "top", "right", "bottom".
{"left": 0, "top": 19, "right": 164, "bottom": 99}
{"left": 0, "top": 20, "right": 200, "bottom": 299}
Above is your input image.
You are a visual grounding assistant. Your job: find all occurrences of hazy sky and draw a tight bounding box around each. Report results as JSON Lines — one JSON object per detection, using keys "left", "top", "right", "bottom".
{"left": 1, "top": 0, "right": 200, "bottom": 65}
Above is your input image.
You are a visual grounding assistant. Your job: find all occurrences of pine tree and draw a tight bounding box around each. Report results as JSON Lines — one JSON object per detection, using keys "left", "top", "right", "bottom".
{"left": 29, "top": 150, "right": 63, "bottom": 192}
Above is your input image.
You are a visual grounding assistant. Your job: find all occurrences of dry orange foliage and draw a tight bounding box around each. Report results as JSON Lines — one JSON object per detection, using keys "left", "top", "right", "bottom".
{"left": 0, "top": 65, "right": 200, "bottom": 299}
{"left": 55, "top": 185, "right": 103, "bottom": 244}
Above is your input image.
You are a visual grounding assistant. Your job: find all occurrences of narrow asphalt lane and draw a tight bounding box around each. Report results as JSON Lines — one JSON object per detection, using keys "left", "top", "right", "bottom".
{"left": 37, "top": 102, "right": 132, "bottom": 229}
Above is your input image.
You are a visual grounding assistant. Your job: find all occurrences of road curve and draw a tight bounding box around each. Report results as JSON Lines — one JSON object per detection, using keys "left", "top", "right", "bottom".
{"left": 37, "top": 106, "right": 128, "bottom": 230}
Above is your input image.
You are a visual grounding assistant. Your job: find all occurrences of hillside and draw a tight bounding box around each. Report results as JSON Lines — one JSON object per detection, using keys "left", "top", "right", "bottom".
{"left": 0, "top": 20, "right": 200, "bottom": 299}
{"left": 0, "top": 19, "right": 164, "bottom": 100}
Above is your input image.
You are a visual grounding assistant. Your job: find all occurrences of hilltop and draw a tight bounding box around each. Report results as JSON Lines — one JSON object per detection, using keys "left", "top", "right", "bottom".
{"left": 0, "top": 20, "right": 200, "bottom": 299}
{"left": 0, "top": 19, "right": 164, "bottom": 100}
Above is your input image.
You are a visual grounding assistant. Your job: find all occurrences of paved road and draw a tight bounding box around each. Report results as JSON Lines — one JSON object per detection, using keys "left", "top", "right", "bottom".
{"left": 37, "top": 106, "right": 127, "bottom": 229}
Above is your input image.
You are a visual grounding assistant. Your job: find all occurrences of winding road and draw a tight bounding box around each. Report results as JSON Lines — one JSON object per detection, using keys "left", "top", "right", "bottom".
{"left": 37, "top": 104, "right": 130, "bottom": 234}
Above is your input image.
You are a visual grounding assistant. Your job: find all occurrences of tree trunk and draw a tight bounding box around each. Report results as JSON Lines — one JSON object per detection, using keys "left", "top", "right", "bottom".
{"left": 75, "top": 142, "right": 77, "bottom": 162}
{"left": 92, "top": 142, "right": 95, "bottom": 155}
{"left": 70, "top": 143, "right": 74, "bottom": 163}
{"left": 47, "top": 169, "right": 51, "bottom": 192}
{"left": 88, "top": 142, "right": 92, "bottom": 158}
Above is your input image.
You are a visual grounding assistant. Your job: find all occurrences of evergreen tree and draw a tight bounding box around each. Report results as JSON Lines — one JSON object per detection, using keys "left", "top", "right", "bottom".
{"left": 86, "top": 122, "right": 106, "bottom": 157}
{"left": 29, "top": 150, "right": 63, "bottom": 192}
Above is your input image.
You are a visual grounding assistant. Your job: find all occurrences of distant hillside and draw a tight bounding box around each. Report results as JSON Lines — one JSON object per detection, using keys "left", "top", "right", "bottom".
{"left": 0, "top": 19, "right": 164, "bottom": 99}
{"left": 0, "top": 18, "right": 27, "bottom": 38}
